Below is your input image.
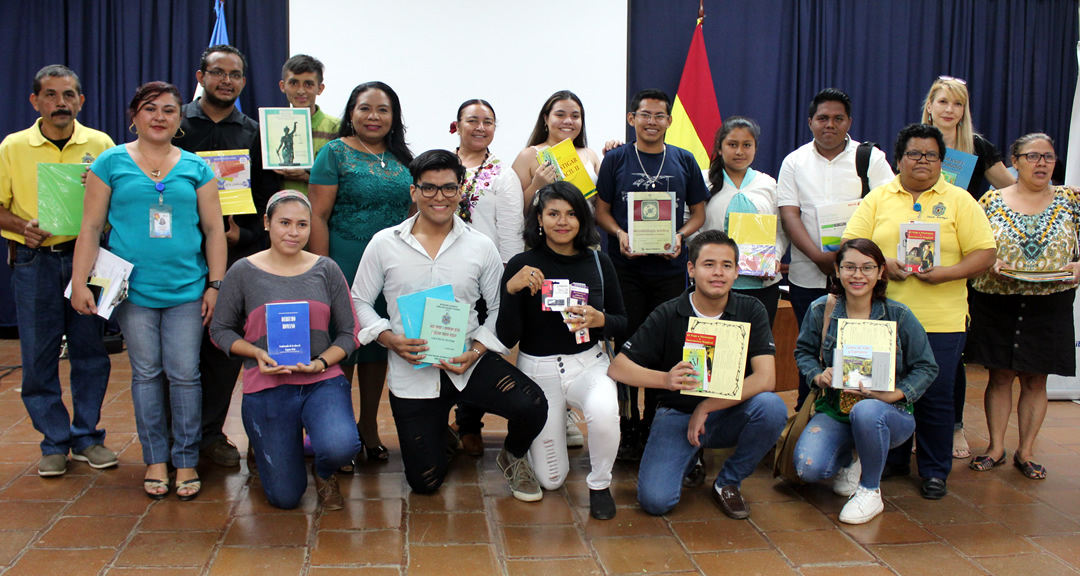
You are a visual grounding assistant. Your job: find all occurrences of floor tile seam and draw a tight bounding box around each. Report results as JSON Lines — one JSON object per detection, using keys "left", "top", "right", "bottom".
{"left": 6, "top": 472, "right": 104, "bottom": 567}
{"left": 1027, "top": 536, "right": 1080, "bottom": 574}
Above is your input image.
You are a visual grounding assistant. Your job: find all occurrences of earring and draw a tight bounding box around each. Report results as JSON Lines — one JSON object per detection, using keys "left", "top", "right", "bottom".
{"left": 539, "top": 226, "right": 544, "bottom": 237}
{"left": 173, "top": 126, "right": 186, "bottom": 139}
{"left": 128, "top": 123, "right": 137, "bottom": 134}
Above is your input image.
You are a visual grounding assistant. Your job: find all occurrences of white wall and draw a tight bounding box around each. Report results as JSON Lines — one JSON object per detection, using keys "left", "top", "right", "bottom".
{"left": 289, "top": 0, "right": 628, "bottom": 165}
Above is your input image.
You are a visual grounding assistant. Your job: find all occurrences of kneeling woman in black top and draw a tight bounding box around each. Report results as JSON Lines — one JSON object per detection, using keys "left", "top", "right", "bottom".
{"left": 498, "top": 181, "right": 627, "bottom": 519}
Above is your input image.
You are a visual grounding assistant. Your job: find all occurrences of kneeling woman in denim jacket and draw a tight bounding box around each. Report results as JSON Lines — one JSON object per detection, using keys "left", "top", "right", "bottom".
{"left": 210, "top": 191, "right": 362, "bottom": 511}
{"left": 793, "top": 238, "right": 938, "bottom": 524}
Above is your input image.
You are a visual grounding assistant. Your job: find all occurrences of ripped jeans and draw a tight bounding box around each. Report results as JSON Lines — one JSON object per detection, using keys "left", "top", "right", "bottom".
{"left": 389, "top": 353, "right": 547, "bottom": 494}
{"left": 793, "top": 399, "right": 915, "bottom": 490}
{"left": 518, "top": 345, "right": 619, "bottom": 491}
{"left": 242, "top": 375, "right": 361, "bottom": 509}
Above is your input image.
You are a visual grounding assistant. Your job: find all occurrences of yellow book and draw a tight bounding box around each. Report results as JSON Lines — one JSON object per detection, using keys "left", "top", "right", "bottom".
{"left": 681, "top": 317, "right": 750, "bottom": 400}
{"left": 536, "top": 138, "right": 597, "bottom": 199}
{"left": 195, "top": 150, "right": 257, "bottom": 216}
{"left": 727, "top": 213, "right": 778, "bottom": 277}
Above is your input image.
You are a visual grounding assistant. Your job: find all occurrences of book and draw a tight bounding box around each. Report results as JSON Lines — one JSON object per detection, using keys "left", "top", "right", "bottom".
{"left": 727, "top": 212, "right": 778, "bottom": 277}
{"left": 941, "top": 147, "right": 979, "bottom": 191}
{"left": 195, "top": 150, "right": 257, "bottom": 216}
{"left": 63, "top": 247, "right": 133, "bottom": 320}
{"left": 265, "top": 301, "right": 311, "bottom": 365}
{"left": 396, "top": 284, "right": 456, "bottom": 369}
{"left": 680, "top": 317, "right": 751, "bottom": 400}
{"left": 627, "top": 191, "right": 677, "bottom": 254}
{"left": 999, "top": 269, "right": 1075, "bottom": 282}
{"left": 560, "top": 283, "right": 590, "bottom": 344}
{"left": 831, "top": 318, "right": 896, "bottom": 392}
{"left": 259, "top": 107, "right": 315, "bottom": 170}
{"left": 536, "top": 138, "right": 597, "bottom": 199}
{"left": 898, "top": 222, "right": 941, "bottom": 273}
{"left": 418, "top": 297, "right": 470, "bottom": 365}
{"left": 37, "top": 163, "right": 89, "bottom": 236}
{"left": 682, "top": 346, "right": 708, "bottom": 387}
{"left": 815, "top": 199, "right": 862, "bottom": 252}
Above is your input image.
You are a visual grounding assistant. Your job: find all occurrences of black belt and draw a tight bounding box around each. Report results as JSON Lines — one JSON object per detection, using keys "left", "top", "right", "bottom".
{"left": 30, "top": 239, "right": 77, "bottom": 252}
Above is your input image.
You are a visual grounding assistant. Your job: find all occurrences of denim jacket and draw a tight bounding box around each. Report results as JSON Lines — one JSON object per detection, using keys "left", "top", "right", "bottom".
{"left": 794, "top": 295, "right": 939, "bottom": 411}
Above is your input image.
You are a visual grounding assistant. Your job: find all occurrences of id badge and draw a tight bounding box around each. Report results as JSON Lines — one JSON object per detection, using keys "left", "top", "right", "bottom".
{"left": 150, "top": 204, "right": 173, "bottom": 238}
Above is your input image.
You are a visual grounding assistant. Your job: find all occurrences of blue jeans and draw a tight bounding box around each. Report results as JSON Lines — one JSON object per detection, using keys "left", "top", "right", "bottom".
{"left": 637, "top": 393, "right": 788, "bottom": 516}
{"left": 13, "top": 245, "right": 110, "bottom": 455}
{"left": 886, "top": 331, "right": 965, "bottom": 480}
{"left": 114, "top": 299, "right": 204, "bottom": 468}
{"left": 242, "top": 375, "right": 361, "bottom": 510}
{"left": 793, "top": 400, "right": 916, "bottom": 490}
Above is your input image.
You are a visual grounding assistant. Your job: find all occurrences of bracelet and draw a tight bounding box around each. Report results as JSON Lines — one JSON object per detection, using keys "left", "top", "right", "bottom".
{"left": 471, "top": 348, "right": 482, "bottom": 357}
{"left": 315, "top": 356, "right": 329, "bottom": 372}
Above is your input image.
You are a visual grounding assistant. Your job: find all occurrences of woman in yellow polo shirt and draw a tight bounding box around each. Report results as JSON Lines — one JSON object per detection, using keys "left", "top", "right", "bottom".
{"left": 843, "top": 123, "right": 996, "bottom": 500}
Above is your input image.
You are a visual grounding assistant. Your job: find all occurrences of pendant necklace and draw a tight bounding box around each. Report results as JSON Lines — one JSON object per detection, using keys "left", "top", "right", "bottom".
{"left": 137, "top": 142, "right": 170, "bottom": 179}
{"left": 356, "top": 137, "right": 388, "bottom": 168}
{"left": 634, "top": 143, "right": 666, "bottom": 189}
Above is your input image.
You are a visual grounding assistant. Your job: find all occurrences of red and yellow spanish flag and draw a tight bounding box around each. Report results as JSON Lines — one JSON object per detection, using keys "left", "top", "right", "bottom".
{"left": 664, "top": 19, "right": 722, "bottom": 170}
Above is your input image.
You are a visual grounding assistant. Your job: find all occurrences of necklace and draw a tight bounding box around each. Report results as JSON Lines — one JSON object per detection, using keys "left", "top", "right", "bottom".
{"left": 355, "top": 136, "right": 387, "bottom": 168}
{"left": 136, "top": 142, "right": 170, "bottom": 179}
{"left": 634, "top": 143, "right": 666, "bottom": 189}
{"left": 456, "top": 147, "right": 490, "bottom": 223}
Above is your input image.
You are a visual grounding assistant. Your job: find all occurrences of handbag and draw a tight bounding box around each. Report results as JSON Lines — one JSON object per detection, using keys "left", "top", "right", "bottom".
{"left": 773, "top": 294, "right": 836, "bottom": 484}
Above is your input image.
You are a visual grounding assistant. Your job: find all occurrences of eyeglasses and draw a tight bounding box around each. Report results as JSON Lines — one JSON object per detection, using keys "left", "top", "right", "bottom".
{"left": 937, "top": 75, "right": 967, "bottom": 85}
{"left": 417, "top": 183, "right": 461, "bottom": 198}
{"left": 634, "top": 112, "right": 670, "bottom": 123}
{"left": 1018, "top": 152, "right": 1057, "bottom": 163}
{"left": 839, "top": 264, "right": 879, "bottom": 275}
{"left": 204, "top": 69, "right": 244, "bottom": 82}
{"left": 903, "top": 150, "right": 941, "bottom": 162}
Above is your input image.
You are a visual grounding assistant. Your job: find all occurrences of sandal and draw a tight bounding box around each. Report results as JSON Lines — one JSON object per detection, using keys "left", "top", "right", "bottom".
{"left": 968, "top": 451, "right": 1006, "bottom": 472}
{"left": 143, "top": 478, "right": 170, "bottom": 500}
{"left": 176, "top": 477, "right": 202, "bottom": 501}
{"left": 1013, "top": 455, "right": 1047, "bottom": 480}
{"left": 357, "top": 430, "right": 389, "bottom": 462}
{"left": 952, "top": 429, "right": 971, "bottom": 459}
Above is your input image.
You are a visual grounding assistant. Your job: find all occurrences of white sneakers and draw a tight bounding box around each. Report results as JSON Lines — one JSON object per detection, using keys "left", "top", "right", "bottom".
{"left": 565, "top": 410, "right": 584, "bottom": 449}
{"left": 839, "top": 485, "right": 884, "bottom": 524}
{"left": 832, "top": 457, "right": 861, "bottom": 497}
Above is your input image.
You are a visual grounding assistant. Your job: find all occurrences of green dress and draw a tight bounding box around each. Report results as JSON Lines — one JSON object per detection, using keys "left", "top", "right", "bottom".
{"left": 310, "top": 139, "right": 412, "bottom": 363}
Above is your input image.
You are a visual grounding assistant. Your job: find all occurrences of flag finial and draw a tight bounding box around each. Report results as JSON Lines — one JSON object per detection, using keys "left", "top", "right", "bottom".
{"left": 698, "top": 0, "right": 704, "bottom": 20}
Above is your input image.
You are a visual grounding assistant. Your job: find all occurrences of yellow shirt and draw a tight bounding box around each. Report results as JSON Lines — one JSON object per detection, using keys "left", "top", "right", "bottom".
{"left": 0, "top": 119, "right": 115, "bottom": 245}
{"left": 843, "top": 174, "right": 996, "bottom": 332}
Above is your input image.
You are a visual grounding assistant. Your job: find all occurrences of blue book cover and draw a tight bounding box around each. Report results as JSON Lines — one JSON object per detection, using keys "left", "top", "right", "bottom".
{"left": 941, "top": 147, "right": 978, "bottom": 191}
{"left": 265, "top": 301, "right": 311, "bottom": 365}
{"left": 396, "top": 284, "right": 455, "bottom": 369}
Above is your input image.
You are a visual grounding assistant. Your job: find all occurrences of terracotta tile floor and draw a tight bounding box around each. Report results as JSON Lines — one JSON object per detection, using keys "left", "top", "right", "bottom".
{"left": 0, "top": 339, "right": 1079, "bottom": 575}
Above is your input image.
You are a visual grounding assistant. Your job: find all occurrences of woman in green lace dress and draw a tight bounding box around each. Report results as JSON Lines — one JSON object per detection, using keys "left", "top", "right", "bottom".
{"left": 309, "top": 81, "right": 414, "bottom": 464}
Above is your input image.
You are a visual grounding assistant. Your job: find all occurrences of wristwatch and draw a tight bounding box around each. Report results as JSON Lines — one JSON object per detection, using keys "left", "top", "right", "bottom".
{"left": 208, "top": 280, "right": 222, "bottom": 290}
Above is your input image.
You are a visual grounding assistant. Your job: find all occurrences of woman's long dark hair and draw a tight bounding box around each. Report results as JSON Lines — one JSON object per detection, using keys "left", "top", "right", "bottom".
{"left": 706, "top": 116, "right": 760, "bottom": 196}
{"left": 829, "top": 238, "right": 888, "bottom": 301}
{"left": 523, "top": 181, "right": 599, "bottom": 251}
{"left": 525, "top": 90, "right": 587, "bottom": 149}
{"left": 337, "top": 81, "right": 413, "bottom": 167}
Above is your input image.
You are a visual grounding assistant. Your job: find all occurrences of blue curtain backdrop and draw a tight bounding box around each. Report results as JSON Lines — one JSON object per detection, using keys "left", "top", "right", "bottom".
{"left": 0, "top": 0, "right": 288, "bottom": 146}
{"left": 628, "top": 0, "right": 1078, "bottom": 179}
{"left": 0, "top": 0, "right": 288, "bottom": 329}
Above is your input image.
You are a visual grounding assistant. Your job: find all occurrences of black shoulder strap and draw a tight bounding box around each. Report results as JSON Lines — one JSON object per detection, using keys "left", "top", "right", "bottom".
{"left": 856, "top": 142, "right": 875, "bottom": 198}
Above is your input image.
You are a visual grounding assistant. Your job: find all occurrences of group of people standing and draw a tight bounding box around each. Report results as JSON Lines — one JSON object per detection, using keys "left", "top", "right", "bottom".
{"left": 1, "top": 44, "right": 1073, "bottom": 527}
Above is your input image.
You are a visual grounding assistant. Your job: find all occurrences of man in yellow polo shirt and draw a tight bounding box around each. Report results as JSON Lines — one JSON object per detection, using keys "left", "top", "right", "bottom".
{"left": 843, "top": 123, "right": 996, "bottom": 500}
{"left": 0, "top": 65, "right": 117, "bottom": 477}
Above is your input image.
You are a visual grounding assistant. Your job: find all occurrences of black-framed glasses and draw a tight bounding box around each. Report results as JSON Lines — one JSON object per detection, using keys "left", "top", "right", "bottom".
{"left": 839, "top": 264, "right": 879, "bottom": 275}
{"left": 904, "top": 150, "right": 941, "bottom": 162}
{"left": 634, "top": 112, "right": 670, "bottom": 123}
{"left": 938, "top": 75, "right": 966, "bottom": 85}
{"left": 204, "top": 69, "right": 244, "bottom": 82}
{"left": 1019, "top": 152, "right": 1057, "bottom": 163}
{"left": 417, "top": 183, "right": 461, "bottom": 198}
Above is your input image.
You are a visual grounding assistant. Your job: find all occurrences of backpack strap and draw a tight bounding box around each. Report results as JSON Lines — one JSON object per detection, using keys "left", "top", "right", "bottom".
{"left": 856, "top": 142, "right": 875, "bottom": 198}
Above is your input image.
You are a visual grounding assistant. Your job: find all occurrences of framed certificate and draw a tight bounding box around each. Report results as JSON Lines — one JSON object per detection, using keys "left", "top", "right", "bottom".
{"left": 259, "top": 107, "right": 315, "bottom": 170}
{"left": 627, "top": 191, "right": 676, "bottom": 254}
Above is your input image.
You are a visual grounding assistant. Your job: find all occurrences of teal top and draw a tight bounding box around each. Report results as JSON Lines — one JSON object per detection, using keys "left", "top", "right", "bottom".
{"left": 309, "top": 139, "right": 412, "bottom": 243}
{"left": 90, "top": 145, "right": 215, "bottom": 308}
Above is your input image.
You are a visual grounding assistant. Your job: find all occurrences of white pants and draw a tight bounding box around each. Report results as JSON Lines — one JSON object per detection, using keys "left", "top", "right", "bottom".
{"left": 518, "top": 344, "right": 619, "bottom": 490}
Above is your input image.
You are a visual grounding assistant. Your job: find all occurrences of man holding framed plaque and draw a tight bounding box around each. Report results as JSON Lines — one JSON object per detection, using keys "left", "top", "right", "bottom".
{"left": 594, "top": 89, "right": 709, "bottom": 460}
{"left": 607, "top": 231, "right": 787, "bottom": 519}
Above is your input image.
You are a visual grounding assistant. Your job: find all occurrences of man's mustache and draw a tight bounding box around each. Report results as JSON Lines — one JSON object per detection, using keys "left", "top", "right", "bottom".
{"left": 51, "top": 110, "right": 72, "bottom": 117}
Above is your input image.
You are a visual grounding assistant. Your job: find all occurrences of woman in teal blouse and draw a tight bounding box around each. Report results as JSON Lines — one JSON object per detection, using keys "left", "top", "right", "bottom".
{"left": 308, "top": 81, "right": 413, "bottom": 464}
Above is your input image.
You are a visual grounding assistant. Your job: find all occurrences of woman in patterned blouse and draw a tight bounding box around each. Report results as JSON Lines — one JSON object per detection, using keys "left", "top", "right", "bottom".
{"left": 966, "top": 133, "right": 1080, "bottom": 480}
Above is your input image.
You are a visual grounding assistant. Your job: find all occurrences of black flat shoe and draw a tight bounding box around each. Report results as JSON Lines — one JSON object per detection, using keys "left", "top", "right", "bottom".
{"left": 589, "top": 488, "right": 616, "bottom": 520}
{"left": 682, "top": 450, "right": 706, "bottom": 488}
{"left": 357, "top": 430, "right": 390, "bottom": 463}
{"left": 921, "top": 477, "right": 947, "bottom": 500}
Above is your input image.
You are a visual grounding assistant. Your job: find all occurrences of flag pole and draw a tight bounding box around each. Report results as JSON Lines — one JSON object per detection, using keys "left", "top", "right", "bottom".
{"left": 699, "top": 0, "right": 704, "bottom": 21}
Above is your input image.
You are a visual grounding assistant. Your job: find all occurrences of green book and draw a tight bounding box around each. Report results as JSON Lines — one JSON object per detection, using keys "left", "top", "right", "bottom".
{"left": 418, "top": 297, "right": 469, "bottom": 365}
{"left": 37, "top": 163, "right": 89, "bottom": 236}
